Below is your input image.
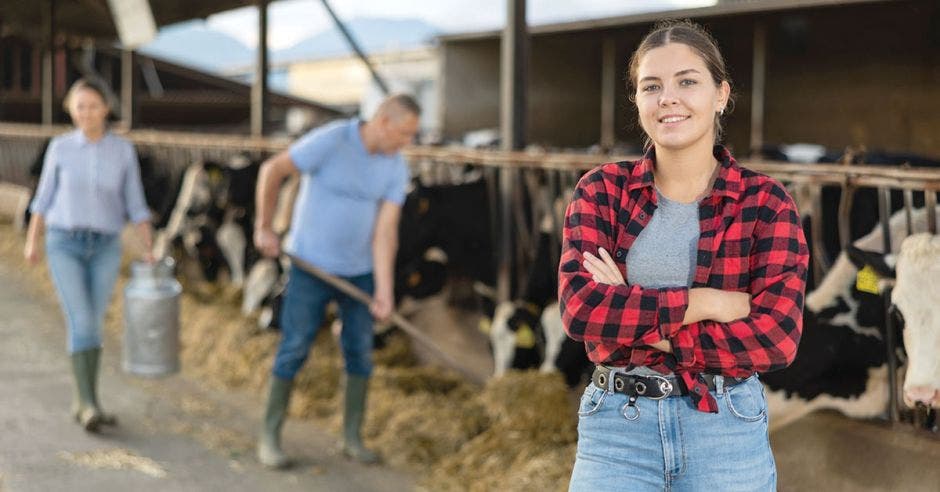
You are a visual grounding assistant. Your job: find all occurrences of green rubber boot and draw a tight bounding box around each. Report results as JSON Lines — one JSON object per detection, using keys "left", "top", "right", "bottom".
{"left": 342, "top": 374, "right": 379, "bottom": 464}
{"left": 87, "top": 348, "right": 117, "bottom": 426}
{"left": 70, "top": 349, "right": 103, "bottom": 432}
{"left": 257, "top": 376, "right": 293, "bottom": 468}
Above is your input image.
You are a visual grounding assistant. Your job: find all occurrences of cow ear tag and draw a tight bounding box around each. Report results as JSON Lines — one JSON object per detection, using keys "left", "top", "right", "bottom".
{"left": 856, "top": 265, "right": 880, "bottom": 295}
{"left": 515, "top": 324, "right": 537, "bottom": 349}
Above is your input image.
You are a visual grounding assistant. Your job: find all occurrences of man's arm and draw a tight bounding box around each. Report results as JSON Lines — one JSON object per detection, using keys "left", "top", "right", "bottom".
{"left": 254, "top": 150, "right": 299, "bottom": 257}
{"left": 371, "top": 200, "right": 401, "bottom": 321}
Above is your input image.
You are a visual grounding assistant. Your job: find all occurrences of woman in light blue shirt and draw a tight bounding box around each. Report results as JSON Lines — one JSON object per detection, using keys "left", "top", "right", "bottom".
{"left": 23, "top": 78, "right": 153, "bottom": 432}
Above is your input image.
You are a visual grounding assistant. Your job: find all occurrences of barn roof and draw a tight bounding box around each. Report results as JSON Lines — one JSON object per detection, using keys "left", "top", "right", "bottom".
{"left": 0, "top": 0, "right": 255, "bottom": 41}
{"left": 438, "top": 0, "right": 890, "bottom": 42}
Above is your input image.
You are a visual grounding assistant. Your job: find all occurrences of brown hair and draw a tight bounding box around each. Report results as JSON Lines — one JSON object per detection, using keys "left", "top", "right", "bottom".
{"left": 62, "top": 78, "right": 112, "bottom": 114}
{"left": 627, "top": 20, "right": 734, "bottom": 146}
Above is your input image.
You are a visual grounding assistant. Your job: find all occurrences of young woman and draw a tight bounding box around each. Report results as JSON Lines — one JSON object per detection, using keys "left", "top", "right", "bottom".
{"left": 559, "top": 21, "right": 809, "bottom": 491}
{"left": 24, "top": 78, "right": 153, "bottom": 432}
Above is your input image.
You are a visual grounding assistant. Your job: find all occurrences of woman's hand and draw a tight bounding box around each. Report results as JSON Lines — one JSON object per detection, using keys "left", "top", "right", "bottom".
{"left": 686, "top": 288, "right": 751, "bottom": 324}
{"left": 23, "top": 239, "right": 41, "bottom": 266}
{"left": 582, "top": 247, "right": 625, "bottom": 285}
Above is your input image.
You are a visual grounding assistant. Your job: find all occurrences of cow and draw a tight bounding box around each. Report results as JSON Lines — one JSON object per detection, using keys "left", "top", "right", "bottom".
{"left": 486, "top": 205, "right": 592, "bottom": 387}
{"left": 764, "top": 144, "right": 940, "bottom": 288}
{"left": 760, "top": 205, "right": 940, "bottom": 430}
{"left": 153, "top": 155, "right": 262, "bottom": 286}
{"left": 847, "top": 233, "right": 940, "bottom": 410}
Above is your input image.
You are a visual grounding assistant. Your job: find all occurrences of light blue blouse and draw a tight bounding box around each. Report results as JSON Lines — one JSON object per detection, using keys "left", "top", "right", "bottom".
{"left": 29, "top": 129, "right": 151, "bottom": 234}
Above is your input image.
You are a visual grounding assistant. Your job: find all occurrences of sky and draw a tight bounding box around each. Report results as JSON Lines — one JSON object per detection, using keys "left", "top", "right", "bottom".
{"left": 205, "top": 0, "right": 717, "bottom": 50}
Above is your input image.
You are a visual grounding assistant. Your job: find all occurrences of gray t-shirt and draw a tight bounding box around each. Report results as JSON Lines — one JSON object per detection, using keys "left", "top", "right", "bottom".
{"left": 625, "top": 188, "right": 699, "bottom": 376}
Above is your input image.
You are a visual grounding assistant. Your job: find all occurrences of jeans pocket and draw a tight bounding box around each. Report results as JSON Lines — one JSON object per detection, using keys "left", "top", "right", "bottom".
{"left": 724, "top": 376, "right": 767, "bottom": 422}
{"left": 578, "top": 383, "right": 607, "bottom": 417}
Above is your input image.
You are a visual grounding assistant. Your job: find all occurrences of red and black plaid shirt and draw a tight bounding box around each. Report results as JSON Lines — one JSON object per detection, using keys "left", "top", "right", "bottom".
{"left": 559, "top": 146, "right": 809, "bottom": 412}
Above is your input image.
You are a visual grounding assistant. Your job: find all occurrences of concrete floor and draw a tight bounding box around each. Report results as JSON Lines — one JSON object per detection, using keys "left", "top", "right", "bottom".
{"left": 0, "top": 256, "right": 415, "bottom": 492}
{"left": 772, "top": 410, "right": 940, "bottom": 491}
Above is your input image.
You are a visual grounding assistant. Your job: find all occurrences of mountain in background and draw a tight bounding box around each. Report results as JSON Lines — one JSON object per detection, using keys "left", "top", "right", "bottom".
{"left": 139, "top": 20, "right": 252, "bottom": 72}
{"left": 272, "top": 17, "right": 439, "bottom": 64}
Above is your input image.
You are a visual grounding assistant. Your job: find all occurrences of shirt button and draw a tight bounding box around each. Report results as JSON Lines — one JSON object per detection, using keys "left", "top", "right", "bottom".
{"left": 694, "top": 387, "right": 702, "bottom": 394}
{"left": 638, "top": 213, "right": 646, "bottom": 219}
{"left": 615, "top": 249, "right": 623, "bottom": 259}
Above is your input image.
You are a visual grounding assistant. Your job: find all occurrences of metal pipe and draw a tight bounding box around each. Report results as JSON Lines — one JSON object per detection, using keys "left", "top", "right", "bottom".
{"left": 878, "top": 187, "right": 900, "bottom": 423}
{"left": 318, "top": 0, "right": 390, "bottom": 95}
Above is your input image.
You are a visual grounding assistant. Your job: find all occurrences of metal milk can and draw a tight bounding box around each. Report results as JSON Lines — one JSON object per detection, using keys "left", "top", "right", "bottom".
{"left": 123, "top": 257, "right": 182, "bottom": 376}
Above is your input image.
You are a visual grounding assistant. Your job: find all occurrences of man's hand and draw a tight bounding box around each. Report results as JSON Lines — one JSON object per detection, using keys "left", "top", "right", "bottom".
{"left": 582, "top": 247, "right": 625, "bottom": 285}
{"left": 370, "top": 286, "right": 394, "bottom": 322}
{"left": 254, "top": 227, "right": 281, "bottom": 258}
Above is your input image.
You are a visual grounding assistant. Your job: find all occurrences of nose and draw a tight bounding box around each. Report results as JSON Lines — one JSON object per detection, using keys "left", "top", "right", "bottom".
{"left": 904, "top": 385, "right": 940, "bottom": 408}
{"left": 658, "top": 86, "right": 679, "bottom": 107}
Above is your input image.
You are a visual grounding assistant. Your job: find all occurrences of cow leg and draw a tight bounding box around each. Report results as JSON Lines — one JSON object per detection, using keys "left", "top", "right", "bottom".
{"left": 490, "top": 302, "right": 516, "bottom": 377}
{"left": 539, "top": 303, "right": 565, "bottom": 373}
{"left": 216, "top": 213, "right": 247, "bottom": 286}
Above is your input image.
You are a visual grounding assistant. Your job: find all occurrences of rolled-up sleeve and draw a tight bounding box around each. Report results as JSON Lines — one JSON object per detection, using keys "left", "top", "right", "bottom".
{"left": 123, "top": 144, "right": 151, "bottom": 224}
{"left": 29, "top": 139, "right": 60, "bottom": 216}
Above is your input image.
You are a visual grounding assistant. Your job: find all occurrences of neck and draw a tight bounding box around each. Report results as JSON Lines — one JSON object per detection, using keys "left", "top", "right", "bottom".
{"left": 359, "top": 121, "right": 379, "bottom": 154}
{"left": 81, "top": 127, "right": 105, "bottom": 142}
{"left": 652, "top": 138, "right": 719, "bottom": 203}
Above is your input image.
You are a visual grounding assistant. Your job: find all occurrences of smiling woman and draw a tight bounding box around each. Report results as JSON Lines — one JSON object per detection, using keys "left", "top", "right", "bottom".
{"left": 559, "top": 20, "right": 810, "bottom": 491}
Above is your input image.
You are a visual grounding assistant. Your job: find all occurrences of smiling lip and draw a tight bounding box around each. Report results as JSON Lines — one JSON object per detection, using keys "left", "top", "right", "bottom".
{"left": 659, "top": 115, "right": 690, "bottom": 124}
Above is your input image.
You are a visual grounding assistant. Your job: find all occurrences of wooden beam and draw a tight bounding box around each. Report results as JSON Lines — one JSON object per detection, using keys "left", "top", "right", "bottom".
{"left": 41, "top": 0, "right": 55, "bottom": 125}
{"left": 498, "top": 0, "right": 528, "bottom": 302}
{"left": 121, "top": 49, "right": 136, "bottom": 128}
{"left": 251, "top": 0, "right": 268, "bottom": 137}
{"left": 750, "top": 21, "right": 767, "bottom": 157}
{"left": 600, "top": 36, "right": 616, "bottom": 150}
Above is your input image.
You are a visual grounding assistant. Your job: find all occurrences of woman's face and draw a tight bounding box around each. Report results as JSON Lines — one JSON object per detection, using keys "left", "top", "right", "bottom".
{"left": 68, "top": 88, "right": 109, "bottom": 135}
{"left": 635, "top": 42, "right": 729, "bottom": 152}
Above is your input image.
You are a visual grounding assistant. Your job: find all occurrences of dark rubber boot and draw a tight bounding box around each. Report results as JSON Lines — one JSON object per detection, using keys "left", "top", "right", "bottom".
{"left": 342, "top": 374, "right": 379, "bottom": 464}
{"left": 257, "top": 376, "right": 293, "bottom": 468}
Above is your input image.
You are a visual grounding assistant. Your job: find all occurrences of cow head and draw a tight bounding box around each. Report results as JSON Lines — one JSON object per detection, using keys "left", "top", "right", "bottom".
{"left": 848, "top": 233, "right": 940, "bottom": 409}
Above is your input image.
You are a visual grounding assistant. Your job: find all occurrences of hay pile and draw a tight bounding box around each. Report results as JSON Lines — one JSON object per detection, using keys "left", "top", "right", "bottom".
{"left": 0, "top": 222, "right": 578, "bottom": 491}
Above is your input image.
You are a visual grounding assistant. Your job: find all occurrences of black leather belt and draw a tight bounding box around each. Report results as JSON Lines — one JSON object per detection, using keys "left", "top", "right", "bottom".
{"left": 592, "top": 366, "right": 744, "bottom": 399}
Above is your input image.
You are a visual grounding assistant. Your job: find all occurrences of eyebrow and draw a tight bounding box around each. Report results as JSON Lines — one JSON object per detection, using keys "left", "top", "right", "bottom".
{"left": 638, "top": 68, "right": 702, "bottom": 83}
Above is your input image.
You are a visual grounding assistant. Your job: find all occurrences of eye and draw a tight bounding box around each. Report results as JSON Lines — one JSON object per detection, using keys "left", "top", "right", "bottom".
{"left": 641, "top": 84, "right": 660, "bottom": 93}
{"left": 680, "top": 78, "right": 698, "bottom": 87}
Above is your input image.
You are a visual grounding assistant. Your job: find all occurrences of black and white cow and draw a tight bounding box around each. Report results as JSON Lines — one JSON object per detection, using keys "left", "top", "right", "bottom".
{"left": 486, "top": 206, "right": 592, "bottom": 387}
{"left": 761, "top": 205, "right": 940, "bottom": 429}
{"left": 154, "top": 155, "right": 261, "bottom": 286}
{"left": 847, "top": 233, "right": 940, "bottom": 410}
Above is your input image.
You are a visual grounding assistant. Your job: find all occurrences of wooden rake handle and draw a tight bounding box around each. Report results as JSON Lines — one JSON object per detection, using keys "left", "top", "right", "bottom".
{"left": 285, "top": 253, "right": 481, "bottom": 382}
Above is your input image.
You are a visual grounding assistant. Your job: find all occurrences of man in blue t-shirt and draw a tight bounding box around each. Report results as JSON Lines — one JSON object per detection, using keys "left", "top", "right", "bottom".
{"left": 253, "top": 94, "right": 420, "bottom": 467}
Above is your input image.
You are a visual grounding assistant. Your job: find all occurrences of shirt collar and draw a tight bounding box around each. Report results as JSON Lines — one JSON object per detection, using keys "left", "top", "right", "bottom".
{"left": 72, "top": 128, "right": 109, "bottom": 147}
{"left": 627, "top": 144, "right": 742, "bottom": 201}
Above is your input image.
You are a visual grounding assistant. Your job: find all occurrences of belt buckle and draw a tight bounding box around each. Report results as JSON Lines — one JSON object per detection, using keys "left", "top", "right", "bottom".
{"left": 643, "top": 375, "right": 674, "bottom": 400}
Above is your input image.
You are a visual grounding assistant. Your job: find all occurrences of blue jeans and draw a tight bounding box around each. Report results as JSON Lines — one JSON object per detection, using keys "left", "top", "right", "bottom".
{"left": 45, "top": 228, "right": 123, "bottom": 353}
{"left": 569, "top": 374, "right": 776, "bottom": 492}
{"left": 272, "top": 265, "right": 375, "bottom": 380}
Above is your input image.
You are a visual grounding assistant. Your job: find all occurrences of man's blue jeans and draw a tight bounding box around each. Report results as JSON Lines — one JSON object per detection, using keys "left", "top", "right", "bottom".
{"left": 45, "top": 228, "right": 123, "bottom": 353}
{"left": 272, "top": 264, "right": 375, "bottom": 380}
{"left": 569, "top": 374, "right": 776, "bottom": 492}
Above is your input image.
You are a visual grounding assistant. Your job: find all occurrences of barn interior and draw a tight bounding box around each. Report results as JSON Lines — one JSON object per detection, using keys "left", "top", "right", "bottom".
{"left": 1, "top": 1, "right": 939, "bottom": 491}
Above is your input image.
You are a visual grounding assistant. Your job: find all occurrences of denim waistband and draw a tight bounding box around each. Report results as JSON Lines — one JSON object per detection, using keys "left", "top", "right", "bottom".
{"left": 48, "top": 227, "right": 118, "bottom": 242}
